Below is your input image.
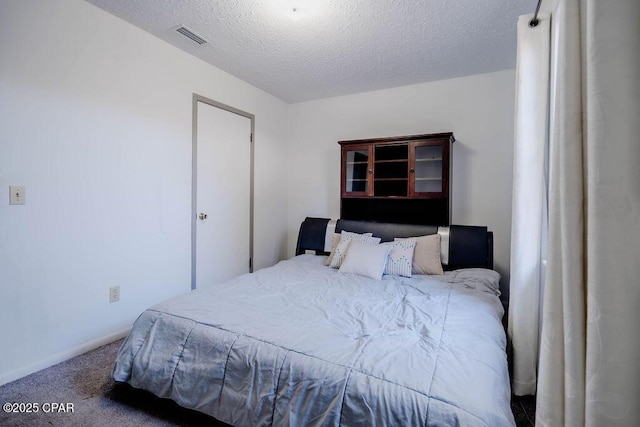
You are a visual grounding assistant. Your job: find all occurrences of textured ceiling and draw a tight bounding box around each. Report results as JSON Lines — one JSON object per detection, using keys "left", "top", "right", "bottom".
{"left": 84, "top": 0, "right": 534, "bottom": 103}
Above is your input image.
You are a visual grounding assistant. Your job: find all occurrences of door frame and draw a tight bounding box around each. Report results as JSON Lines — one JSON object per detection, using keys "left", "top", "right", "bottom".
{"left": 191, "top": 93, "right": 255, "bottom": 290}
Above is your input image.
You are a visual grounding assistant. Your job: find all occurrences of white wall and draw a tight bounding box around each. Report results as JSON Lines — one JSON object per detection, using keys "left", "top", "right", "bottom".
{"left": 0, "top": 0, "right": 288, "bottom": 385}
{"left": 287, "top": 70, "right": 515, "bottom": 296}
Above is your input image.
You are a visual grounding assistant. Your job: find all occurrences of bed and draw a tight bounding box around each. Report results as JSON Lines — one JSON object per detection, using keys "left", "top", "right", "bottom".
{"left": 113, "top": 218, "right": 514, "bottom": 426}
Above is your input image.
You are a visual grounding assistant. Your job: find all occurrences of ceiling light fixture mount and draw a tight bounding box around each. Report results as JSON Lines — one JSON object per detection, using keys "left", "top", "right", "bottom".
{"left": 269, "top": 0, "right": 328, "bottom": 21}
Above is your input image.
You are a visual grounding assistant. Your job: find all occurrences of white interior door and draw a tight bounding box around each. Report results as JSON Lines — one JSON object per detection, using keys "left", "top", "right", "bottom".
{"left": 195, "top": 100, "right": 252, "bottom": 288}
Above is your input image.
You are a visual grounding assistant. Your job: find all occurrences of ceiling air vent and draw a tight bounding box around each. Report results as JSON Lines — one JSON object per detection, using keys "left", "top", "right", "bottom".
{"left": 176, "top": 26, "right": 207, "bottom": 45}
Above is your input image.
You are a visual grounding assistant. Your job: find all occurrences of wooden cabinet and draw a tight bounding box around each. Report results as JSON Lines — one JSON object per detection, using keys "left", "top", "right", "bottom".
{"left": 339, "top": 133, "right": 453, "bottom": 225}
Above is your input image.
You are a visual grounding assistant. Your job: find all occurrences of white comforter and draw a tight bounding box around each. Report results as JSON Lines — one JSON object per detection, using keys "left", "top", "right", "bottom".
{"left": 113, "top": 255, "right": 514, "bottom": 426}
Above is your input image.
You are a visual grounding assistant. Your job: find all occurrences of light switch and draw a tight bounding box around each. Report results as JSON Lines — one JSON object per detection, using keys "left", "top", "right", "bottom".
{"left": 10, "top": 185, "right": 25, "bottom": 205}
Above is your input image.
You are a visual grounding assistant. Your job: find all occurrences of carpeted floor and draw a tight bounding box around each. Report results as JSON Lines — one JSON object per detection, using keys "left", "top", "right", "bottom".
{"left": 511, "top": 394, "right": 536, "bottom": 426}
{"left": 0, "top": 340, "right": 227, "bottom": 426}
{"left": 0, "top": 340, "right": 535, "bottom": 426}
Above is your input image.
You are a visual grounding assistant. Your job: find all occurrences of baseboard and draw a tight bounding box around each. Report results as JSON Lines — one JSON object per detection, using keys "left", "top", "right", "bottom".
{"left": 0, "top": 328, "right": 131, "bottom": 387}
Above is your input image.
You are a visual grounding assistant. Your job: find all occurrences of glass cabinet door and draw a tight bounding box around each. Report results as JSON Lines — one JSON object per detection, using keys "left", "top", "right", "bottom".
{"left": 410, "top": 142, "right": 446, "bottom": 196}
{"left": 343, "top": 145, "right": 371, "bottom": 196}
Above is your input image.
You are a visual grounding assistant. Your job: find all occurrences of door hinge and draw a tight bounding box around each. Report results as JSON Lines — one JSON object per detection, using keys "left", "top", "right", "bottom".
{"left": 249, "top": 258, "right": 253, "bottom": 269}
{"left": 250, "top": 132, "right": 253, "bottom": 142}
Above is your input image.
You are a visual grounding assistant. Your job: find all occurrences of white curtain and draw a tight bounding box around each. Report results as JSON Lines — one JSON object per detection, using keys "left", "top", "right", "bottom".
{"left": 511, "top": 0, "right": 640, "bottom": 425}
{"left": 508, "top": 13, "right": 550, "bottom": 397}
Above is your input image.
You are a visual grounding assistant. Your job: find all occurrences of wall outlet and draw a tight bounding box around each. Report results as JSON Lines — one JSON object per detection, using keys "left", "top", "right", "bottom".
{"left": 109, "top": 286, "right": 120, "bottom": 303}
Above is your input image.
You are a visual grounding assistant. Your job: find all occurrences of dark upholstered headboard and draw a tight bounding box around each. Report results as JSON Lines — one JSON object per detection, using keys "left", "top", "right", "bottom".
{"left": 295, "top": 217, "right": 493, "bottom": 270}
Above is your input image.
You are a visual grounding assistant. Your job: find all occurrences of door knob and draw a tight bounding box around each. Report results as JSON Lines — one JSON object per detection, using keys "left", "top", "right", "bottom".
{"left": 199, "top": 212, "right": 208, "bottom": 220}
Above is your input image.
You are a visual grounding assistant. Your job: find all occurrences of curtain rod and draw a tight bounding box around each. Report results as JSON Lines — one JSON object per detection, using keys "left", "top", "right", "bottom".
{"left": 529, "top": 0, "right": 543, "bottom": 27}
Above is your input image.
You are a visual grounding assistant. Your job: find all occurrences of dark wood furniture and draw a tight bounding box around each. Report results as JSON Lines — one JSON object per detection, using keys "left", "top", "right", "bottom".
{"left": 339, "top": 133, "right": 454, "bottom": 225}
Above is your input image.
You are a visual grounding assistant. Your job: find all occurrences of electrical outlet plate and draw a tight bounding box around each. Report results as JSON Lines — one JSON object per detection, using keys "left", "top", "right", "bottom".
{"left": 109, "top": 286, "right": 120, "bottom": 303}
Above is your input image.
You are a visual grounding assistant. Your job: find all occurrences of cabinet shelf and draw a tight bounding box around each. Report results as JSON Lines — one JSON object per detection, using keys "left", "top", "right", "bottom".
{"left": 375, "top": 159, "right": 408, "bottom": 164}
{"left": 416, "top": 158, "right": 442, "bottom": 162}
{"left": 415, "top": 178, "right": 442, "bottom": 181}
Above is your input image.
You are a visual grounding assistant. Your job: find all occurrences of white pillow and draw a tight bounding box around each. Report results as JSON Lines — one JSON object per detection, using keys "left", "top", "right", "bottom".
{"left": 383, "top": 238, "right": 417, "bottom": 277}
{"left": 339, "top": 240, "right": 392, "bottom": 280}
{"left": 325, "top": 231, "right": 373, "bottom": 266}
{"left": 330, "top": 232, "right": 381, "bottom": 268}
{"left": 396, "top": 234, "right": 443, "bottom": 275}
